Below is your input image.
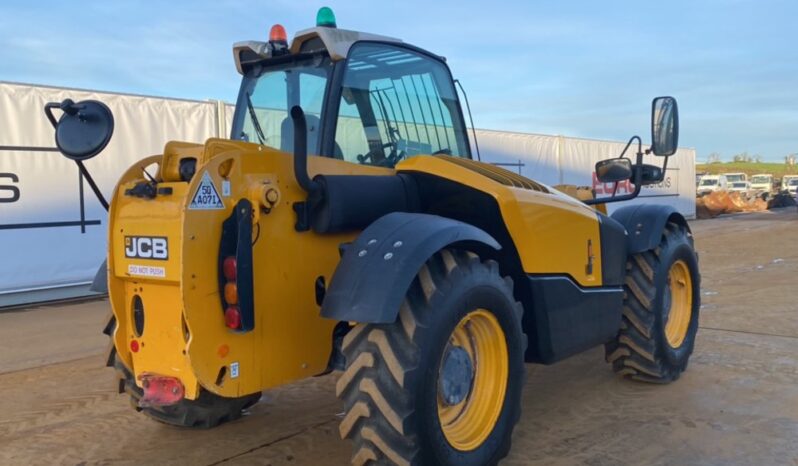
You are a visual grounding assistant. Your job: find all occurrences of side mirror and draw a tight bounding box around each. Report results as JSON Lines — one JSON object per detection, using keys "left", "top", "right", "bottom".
{"left": 595, "top": 158, "right": 632, "bottom": 183}
{"left": 45, "top": 99, "right": 114, "bottom": 161}
{"left": 651, "top": 96, "right": 678, "bottom": 156}
{"left": 633, "top": 163, "right": 665, "bottom": 185}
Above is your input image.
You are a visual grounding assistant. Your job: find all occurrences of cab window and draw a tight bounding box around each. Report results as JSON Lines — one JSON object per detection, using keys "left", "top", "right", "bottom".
{"left": 334, "top": 43, "right": 470, "bottom": 167}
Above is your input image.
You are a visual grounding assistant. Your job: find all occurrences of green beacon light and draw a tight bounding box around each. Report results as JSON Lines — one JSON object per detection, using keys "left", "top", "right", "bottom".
{"left": 316, "top": 6, "right": 337, "bottom": 28}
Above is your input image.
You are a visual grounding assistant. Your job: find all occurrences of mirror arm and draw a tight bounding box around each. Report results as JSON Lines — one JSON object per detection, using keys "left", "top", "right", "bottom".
{"left": 76, "top": 160, "right": 110, "bottom": 211}
{"left": 44, "top": 102, "right": 60, "bottom": 129}
{"left": 584, "top": 135, "right": 644, "bottom": 205}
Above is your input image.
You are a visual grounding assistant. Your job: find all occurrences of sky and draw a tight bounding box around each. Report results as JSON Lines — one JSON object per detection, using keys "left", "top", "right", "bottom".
{"left": 1, "top": 0, "right": 796, "bottom": 162}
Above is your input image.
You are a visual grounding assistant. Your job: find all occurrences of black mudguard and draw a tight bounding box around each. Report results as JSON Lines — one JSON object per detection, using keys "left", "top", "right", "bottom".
{"left": 90, "top": 259, "right": 108, "bottom": 293}
{"left": 320, "top": 212, "right": 500, "bottom": 324}
{"left": 611, "top": 204, "right": 690, "bottom": 254}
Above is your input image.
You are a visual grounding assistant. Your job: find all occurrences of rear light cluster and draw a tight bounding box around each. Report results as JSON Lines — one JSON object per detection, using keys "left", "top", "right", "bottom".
{"left": 219, "top": 199, "right": 255, "bottom": 332}
{"left": 222, "top": 256, "right": 242, "bottom": 330}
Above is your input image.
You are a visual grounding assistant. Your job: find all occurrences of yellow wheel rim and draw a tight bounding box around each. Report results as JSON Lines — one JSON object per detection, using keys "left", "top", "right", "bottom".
{"left": 437, "top": 309, "right": 508, "bottom": 452}
{"left": 664, "top": 260, "right": 693, "bottom": 348}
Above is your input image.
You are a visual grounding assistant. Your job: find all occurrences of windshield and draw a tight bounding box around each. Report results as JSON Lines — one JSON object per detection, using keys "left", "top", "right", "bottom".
{"left": 700, "top": 179, "right": 718, "bottom": 186}
{"left": 731, "top": 182, "right": 746, "bottom": 188}
{"left": 751, "top": 176, "right": 771, "bottom": 184}
{"left": 725, "top": 174, "right": 745, "bottom": 182}
{"left": 232, "top": 54, "right": 333, "bottom": 154}
{"left": 333, "top": 43, "right": 470, "bottom": 167}
{"left": 789, "top": 179, "right": 798, "bottom": 186}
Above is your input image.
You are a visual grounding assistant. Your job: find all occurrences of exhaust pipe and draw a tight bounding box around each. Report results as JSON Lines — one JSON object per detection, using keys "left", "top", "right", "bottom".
{"left": 290, "top": 105, "right": 320, "bottom": 194}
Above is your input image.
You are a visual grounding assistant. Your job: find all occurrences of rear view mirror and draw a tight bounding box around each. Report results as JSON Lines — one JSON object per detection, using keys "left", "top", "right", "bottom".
{"left": 633, "top": 163, "right": 665, "bottom": 185}
{"left": 45, "top": 99, "right": 114, "bottom": 161}
{"left": 651, "top": 96, "right": 678, "bottom": 156}
{"left": 595, "top": 158, "right": 632, "bottom": 183}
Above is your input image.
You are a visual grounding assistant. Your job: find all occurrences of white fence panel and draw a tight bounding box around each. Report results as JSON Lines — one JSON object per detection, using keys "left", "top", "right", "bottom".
{"left": 1, "top": 83, "right": 695, "bottom": 305}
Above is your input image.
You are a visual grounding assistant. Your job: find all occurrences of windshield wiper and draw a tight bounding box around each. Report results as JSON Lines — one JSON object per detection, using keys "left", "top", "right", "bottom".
{"left": 245, "top": 92, "right": 267, "bottom": 146}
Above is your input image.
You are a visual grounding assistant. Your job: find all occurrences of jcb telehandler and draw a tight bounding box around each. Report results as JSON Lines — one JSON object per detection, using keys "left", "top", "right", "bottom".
{"left": 46, "top": 7, "right": 699, "bottom": 465}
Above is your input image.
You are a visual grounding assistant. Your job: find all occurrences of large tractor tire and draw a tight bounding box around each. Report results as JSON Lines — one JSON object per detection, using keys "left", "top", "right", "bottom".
{"left": 336, "top": 249, "right": 526, "bottom": 466}
{"left": 606, "top": 221, "right": 700, "bottom": 383}
{"left": 104, "top": 317, "right": 261, "bottom": 428}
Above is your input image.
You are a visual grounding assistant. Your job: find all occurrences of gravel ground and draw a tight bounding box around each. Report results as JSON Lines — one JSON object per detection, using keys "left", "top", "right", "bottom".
{"left": 1, "top": 208, "right": 796, "bottom": 465}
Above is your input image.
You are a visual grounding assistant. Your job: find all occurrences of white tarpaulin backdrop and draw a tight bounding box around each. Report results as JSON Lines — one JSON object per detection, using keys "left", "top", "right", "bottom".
{"left": 0, "top": 82, "right": 224, "bottom": 304}
{"left": 1, "top": 83, "right": 694, "bottom": 305}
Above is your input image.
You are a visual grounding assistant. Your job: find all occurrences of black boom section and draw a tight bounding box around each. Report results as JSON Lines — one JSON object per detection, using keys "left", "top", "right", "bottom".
{"left": 321, "top": 212, "right": 500, "bottom": 323}
{"left": 526, "top": 276, "right": 623, "bottom": 364}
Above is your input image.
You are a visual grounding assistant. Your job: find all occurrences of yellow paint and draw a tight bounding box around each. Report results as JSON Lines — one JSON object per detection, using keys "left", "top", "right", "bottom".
{"left": 438, "top": 309, "right": 508, "bottom": 452}
{"left": 665, "top": 259, "right": 693, "bottom": 347}
{"left": 108, "top": 139, "right": 391, "bottom": 399}
{"left": 109, "top": 141, "right": 610, "bottom": 400}
{"left": 397, "top": 156, "right": 604, "bottom": 286}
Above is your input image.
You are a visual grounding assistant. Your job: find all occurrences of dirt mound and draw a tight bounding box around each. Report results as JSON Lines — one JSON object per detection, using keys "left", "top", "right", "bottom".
{"left": 696, "top": 191, "right": 768, "bottom": 219}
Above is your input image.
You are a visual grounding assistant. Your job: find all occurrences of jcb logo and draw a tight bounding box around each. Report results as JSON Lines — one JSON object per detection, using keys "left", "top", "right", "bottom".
{"left": 125, "top": 236, "right": 168, "bottom": 260}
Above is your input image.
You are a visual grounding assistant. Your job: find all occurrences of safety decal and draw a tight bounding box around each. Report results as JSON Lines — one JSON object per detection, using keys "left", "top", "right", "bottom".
{"left": 189, "top": 172, "right": 224, "bottom": 210}
{"left": 230, "top": 362, "right": 240, "bottom": 378}
{"left": 127, "top": 264, "right": 166, "bottom": 278}
{"left": 222, "top": 180, "right": 231, "bottom": 197}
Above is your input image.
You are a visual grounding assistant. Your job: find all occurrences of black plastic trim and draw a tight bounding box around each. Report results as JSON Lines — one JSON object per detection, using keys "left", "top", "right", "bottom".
{"left": 597, "top": 212, "right": 627, "bottom": 286}
{"left": 526, "top": 275, "right": 623, "bottom": 364}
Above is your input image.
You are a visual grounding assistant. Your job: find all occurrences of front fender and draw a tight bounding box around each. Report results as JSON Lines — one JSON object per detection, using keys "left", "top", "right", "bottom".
{"left": 611, "top": 204, "right": 690, "bottom": 254}
{"left": 320, "top": 212, "right": 500, "bottom": 324}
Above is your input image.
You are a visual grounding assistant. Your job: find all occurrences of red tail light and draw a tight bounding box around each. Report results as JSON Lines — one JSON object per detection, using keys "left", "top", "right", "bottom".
{"left": 225, "top": 306, "right": 242, "bottom": 329}
{"left": 223, "top": 256, "right": 237, "bottom": 281}
{"left": 138, "top": 374, "right": 184, "bottom": 407}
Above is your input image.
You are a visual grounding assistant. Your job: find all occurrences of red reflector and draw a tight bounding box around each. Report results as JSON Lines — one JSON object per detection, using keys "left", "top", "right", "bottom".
{"left": 225, "top": 306, "right": 242, "bottom": 329}
{"left": 223, "top": 256, "right": 237, "bottom": 281}
{"left": 269, "top": 24, "right": 287, "bottom": 43}
{"left": 138, "top": 374, "right": 185, "bottom": 407}
{"left": 130, "top": 340, "right": 140, "bottom": 353}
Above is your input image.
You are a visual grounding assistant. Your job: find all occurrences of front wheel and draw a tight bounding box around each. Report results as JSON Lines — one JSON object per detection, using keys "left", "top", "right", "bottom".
{"left": 336, "top": 250, "right": 526, "bottom": 466}
{"left": 606, "top": 221, "right": 701, "bottom": 382}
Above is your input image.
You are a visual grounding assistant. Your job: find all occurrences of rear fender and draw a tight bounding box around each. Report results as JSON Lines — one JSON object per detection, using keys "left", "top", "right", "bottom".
{"left": 320, "top": 212, "right": 500, "bottom": 323}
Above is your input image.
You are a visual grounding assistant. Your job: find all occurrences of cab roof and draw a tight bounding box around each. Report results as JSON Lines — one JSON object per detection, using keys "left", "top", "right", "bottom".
{"left": 233, "top": 26, "right": 404, "bottom": 75}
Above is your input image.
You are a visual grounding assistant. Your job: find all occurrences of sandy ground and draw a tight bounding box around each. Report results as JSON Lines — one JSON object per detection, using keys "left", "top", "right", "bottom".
{"left": 1, "top": 208, "right": 796, "bottom": 465}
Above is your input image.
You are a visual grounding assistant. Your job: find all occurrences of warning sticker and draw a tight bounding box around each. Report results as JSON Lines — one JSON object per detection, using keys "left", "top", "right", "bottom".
{"left": 128, "top": 264, "right": 166, "bottom": 278}
{"left": 189, "top": 172, "right": 224, "bottom": 210}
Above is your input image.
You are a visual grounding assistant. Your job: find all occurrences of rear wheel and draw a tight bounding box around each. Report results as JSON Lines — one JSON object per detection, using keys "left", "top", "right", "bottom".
{"left": 336, "top": 250, "right": 526, "bottom": 466}
{"left": 606, "top": 221, "right": 700, "bottom": 382}
{"left": 104, "top": 316, "right": 261, "bottom": 428}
